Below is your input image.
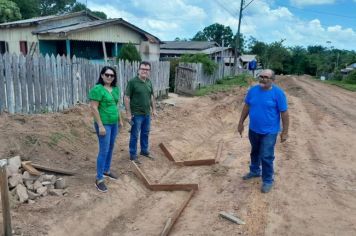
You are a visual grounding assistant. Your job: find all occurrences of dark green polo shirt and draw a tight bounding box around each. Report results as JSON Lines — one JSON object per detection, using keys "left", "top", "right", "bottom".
{"left": 125, "top": 76, "right": 154, "bottom": 115}
{"left": 89, "top": 84, "right": 120, "bottom": 124}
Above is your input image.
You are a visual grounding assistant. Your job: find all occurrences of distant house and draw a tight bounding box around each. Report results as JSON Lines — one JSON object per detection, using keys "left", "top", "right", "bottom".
{"left": 341, "top": 63, "right": 356, "bottom": 75}
{"left": 0, "top": 11, "right": 161, "bottom": 62}
{"left": 238, "top": 54, "right": 257, "bottom": 69}
{"left": 160, "top": 41, "right": 234, "bottom": 63}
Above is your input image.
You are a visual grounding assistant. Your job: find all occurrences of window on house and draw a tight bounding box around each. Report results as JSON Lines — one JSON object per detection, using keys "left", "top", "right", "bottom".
{"left": 0, "top": 41, "right": 8, "bottom": 54}
{"left": 19, "top": 41, "right": 28, "bottom": 55}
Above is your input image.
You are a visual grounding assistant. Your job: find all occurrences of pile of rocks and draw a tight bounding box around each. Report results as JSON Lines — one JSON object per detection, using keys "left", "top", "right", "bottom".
{"left": 6, "top": 156, "right": 68, "bottom": 204}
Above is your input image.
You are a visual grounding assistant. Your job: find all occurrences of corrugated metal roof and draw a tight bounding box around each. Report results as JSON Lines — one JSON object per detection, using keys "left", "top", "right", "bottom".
{"left": 0, "top": 11, "right": 100, "bottom": 28}
{"left": 33, "top": 19, "right": 118, "bottom": 34}
{"left": 160, "top": 47, "right": 231, "bottom": 55}
{"left": 239, "top": 55, "right": 256, "bottom": 62}
{"left": 33, "top": 18, "right": 161, "bottom": 44}
{"left": 160, "top": 41, "right": 219, "bottom": 50}
{"left": 0, "top": 15, "right": 57, "bottom": 27}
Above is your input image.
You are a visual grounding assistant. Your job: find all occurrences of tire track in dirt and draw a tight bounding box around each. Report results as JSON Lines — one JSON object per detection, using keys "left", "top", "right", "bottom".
{"left": 265, "top": 76, "right": 356, "bottom": 236}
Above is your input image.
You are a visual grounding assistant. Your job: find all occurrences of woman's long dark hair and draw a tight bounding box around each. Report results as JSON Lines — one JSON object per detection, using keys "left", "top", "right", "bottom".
{"left": 96, "top": 66, "right": 117, "bottom": 87}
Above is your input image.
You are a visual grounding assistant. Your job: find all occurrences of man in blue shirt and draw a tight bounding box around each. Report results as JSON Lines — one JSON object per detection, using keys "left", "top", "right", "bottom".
{"left": 237, "top": 69, "right": 289, "bottom": 193}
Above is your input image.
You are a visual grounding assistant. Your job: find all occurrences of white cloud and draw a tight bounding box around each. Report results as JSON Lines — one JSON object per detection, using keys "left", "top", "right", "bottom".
{"left": 87, "top": 0, "right": 207, "bottom": 40}
{"left": 290, "top": 0, "right": 336, "bottom": 7}
{"left": 83, "top": 0, "right": 356, "bottom": 50}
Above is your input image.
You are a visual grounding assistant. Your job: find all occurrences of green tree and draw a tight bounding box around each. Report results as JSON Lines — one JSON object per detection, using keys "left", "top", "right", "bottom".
{"left": 181, "top": 53, "right": 217, "bottom": 75}
{"left": 117, "top": 42, "right": 141, "bottom": 62}
{"left": 290, "top": 46, "right": 308, "bottom": 75}
{"left": 70, "top": 3, "right": 107, "bottom": 19}
{"left": 247, "top": 37, "right": 268, "bottom": 68}
{"left": 344, "top": 70, "right": 356, "bottom": 84}
{"left": 192, "top": 23, "right": 234, "bottom": 47}
{"left": 174, "top": 37, "right": 188, "bottom": 41}
{"left": 70, "top": 2, "right": 86, "bottom": 12}
{"left": 266, "top": 40, "right": 291, "bottom": 74}
{"left": 39, "top": 0, "right": 76, "bottom": 15}
{"left": 0, "top": 0, "right": 22, "bottom": 23}
{"left": 12, "top": 0, "right": 39, "bottom": 19}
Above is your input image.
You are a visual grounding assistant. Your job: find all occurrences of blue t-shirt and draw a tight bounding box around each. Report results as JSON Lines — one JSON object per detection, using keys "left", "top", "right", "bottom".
{"left": 245, "top": 84, "right": 288, "bottom": 134}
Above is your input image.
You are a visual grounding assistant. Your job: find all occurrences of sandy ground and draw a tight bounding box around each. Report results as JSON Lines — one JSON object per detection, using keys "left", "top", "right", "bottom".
{"left": 0, "top": 75, "right": 355, "bottom": 236}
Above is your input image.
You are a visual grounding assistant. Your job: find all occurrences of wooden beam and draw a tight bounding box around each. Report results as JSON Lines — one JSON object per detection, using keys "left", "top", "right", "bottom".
{"left": 131, "top": 161, "right": 152, "bottom": 189}
{"left": 131, "top": 162, "right": 198, "bottom": 191}
{"left": 159, "top": 143, "right": 175, "bottom": 162}
{"left": 31, "top": 163, "right": 75, "bottom": 176}
{"left": 150, "top": 184, "right": 198, "bottom": 191}
{"left": 160, "top": 190, "right": 195, "bottom": 236}
{"left": 215, "top": 140, "right": 224, "bottom": 163}
{"left": 22, "top": 161, "right": 41, "bottom": 176}
{"left": 176, "top": 159, "right": 216, "bottom": 166}
{"left": 0, "top": 159, "right": 12, "bottom": 236}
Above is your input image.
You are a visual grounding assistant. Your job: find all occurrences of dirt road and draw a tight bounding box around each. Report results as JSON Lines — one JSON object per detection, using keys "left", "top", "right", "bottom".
{"left": 0, "top": 75, "right": 355, "bottom": 236}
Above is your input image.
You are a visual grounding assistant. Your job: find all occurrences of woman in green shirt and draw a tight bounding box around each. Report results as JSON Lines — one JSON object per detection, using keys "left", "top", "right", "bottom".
{"left": 89, "top": 66, "right": 123, "bottom": 193}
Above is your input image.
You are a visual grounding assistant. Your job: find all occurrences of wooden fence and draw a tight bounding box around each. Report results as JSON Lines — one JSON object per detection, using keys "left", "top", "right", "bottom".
{"left": 0, "top": 53, "right": 170, "bottom": 114}
{"left": 175, "top": 62, "right": 242, "bottom": 95}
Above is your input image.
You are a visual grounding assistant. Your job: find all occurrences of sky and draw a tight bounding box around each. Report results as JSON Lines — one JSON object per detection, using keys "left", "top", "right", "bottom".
{"left": 78, "top": 0, "right": 356, "bottom": 51}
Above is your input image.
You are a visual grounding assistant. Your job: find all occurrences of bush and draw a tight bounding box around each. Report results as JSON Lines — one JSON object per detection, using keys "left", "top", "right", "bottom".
{"left": 117, "top": 42, "right": 141, "bottom": 62}
{"left": 332, "top": 71, "right": 343, "bottom": 81}
{"left": 343, "top": 70, "right": 356, "bottom": 84}
{"left": 180, "top": 53, "right": 217, "bottom": 75}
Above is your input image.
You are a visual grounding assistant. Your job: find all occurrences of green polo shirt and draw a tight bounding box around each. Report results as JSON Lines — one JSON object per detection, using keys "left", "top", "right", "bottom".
{"left": 125, "top": 76, "right": 154, "bottom": 115}
{"left": 89, "top": 84, "right": 120, "bottom": 124}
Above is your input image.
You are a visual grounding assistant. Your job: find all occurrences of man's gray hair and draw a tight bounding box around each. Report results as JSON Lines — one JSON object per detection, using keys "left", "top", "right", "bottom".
{"left": 264, "top": 69, "right": 275, "bottom": 80}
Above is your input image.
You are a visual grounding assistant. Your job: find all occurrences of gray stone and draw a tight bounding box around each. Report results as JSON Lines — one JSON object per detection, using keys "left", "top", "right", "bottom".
{"left": 37, "top": 186, "right": 48, "bottom": 196}
{"left": 8, "top": 173, "right": 23, "bottom": 188}
{"left": 55, "top": 178, "right": 66, "bottom": 189}
{"left": 24, "top": 180, "right": 34, "bottom": 190}
{"left": 49, "top": 189, "right": 63, "bottom": 196}
{"left": 33, "top": 180, "right": 43, "bottom": 190}
{"left": 16, "top": 184, "right": 28, "bottom": 203}
{"left": 219, "top": 211, "right": 246, "bottom": 225}
{"left": 6, "top": 156, "right": 21, "bottom": 176}
{"left": 22, "top": 171, "right": 38, "bottom": 181}
{"left": 41, "top": 181, "right": 52, "bottom": 186}
{"left": 28, "top": 200, "right": 35, "bottom": 204}
{"left": 27, "top": 190, "right": 40, "bottom": 200}
{"left": 37, "top": 175, "right": 45, "bottom": 183}
{"left": 47, "top": 184, "right": 54, "bottom": 191}
{"left": 43, "top": 175, "right": 56, "bottom": 184}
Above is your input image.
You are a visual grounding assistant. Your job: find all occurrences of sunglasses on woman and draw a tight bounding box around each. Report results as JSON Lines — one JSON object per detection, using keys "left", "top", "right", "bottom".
{"left": 104, "top": 73, "right": 115, "bottom": 78}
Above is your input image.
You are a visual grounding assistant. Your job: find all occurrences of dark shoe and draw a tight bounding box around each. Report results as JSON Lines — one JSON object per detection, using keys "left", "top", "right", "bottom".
{"left": 132, "top": 159, "right": 142, "bottom": 165}
{"left": 140, "top": 152, "right": 155, "bottom": 160}
{"left": 261, "top": 183, "right": 273, "bottom": 193}
{"left": 242, "top": 172, "right": 261, "bottom": 180}
{"left": 95, "top": 180, "right": 107, "bottom": 193}
{"left": 104, "top": 172, "right": 119, "bottom": 180}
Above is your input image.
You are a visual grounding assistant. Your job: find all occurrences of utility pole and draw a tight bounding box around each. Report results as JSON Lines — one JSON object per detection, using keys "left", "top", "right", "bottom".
{"left": 234, "top": 0, "right": 244, "bottom": 74}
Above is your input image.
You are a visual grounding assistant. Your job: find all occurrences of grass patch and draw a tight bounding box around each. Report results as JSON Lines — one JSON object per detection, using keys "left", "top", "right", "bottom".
{"left": 48, "top": 132, "right": 66, "bottom": 147}
{"left": 322, "top": 80, "right": 356, "bottom": 91}
{"left": 195, "top": 74, "right": 250, "bottom": 96}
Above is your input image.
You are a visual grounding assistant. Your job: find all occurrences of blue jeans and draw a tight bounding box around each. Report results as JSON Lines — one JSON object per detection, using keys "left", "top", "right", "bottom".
{"left": 94, "top": 122, "right": 119, "bottom": 181}
{"left": 248, "top": 129, "right": 278, "bottom": 184}
{"left": 129, "top": 115, "right": 150, "bottom": 160}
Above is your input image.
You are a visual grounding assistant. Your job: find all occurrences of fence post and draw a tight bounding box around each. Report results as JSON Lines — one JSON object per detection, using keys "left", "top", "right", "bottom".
{"left": 0, "top": 159, "right": 12, "bottom": 236}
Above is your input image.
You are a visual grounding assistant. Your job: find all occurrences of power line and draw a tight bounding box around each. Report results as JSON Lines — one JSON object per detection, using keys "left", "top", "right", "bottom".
{"left": 243, "top": 0, "right": 256, "bottom": 10}
{"left": 213, "top": 0, "right": 239, "bottom": 18}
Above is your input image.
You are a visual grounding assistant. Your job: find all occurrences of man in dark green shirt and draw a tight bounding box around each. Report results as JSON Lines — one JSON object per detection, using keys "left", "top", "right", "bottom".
{"left": 125, "top": 61, "right": 157, "bottom": 164}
